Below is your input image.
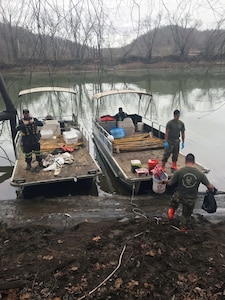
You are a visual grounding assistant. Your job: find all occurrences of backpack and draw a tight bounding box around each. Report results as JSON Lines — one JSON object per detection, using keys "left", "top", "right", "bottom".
{"left": 202, "top": 189, "right": 217, "bottom": 214}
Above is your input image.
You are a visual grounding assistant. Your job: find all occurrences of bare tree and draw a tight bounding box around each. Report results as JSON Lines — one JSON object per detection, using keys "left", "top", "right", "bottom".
{"left": 64, "top": 0, "right": 95, "bottom": 63}
{"left": 140, "top": 12, "right": 162, "bottom": 61}
{"left": 162, "top": 0, "right": 200, "bottom": 58}
{"left": 1, "top": 0, "right": 225, "bottom": 67}
{"left": 0, "top": 0, "right": 28, "bottom": 60}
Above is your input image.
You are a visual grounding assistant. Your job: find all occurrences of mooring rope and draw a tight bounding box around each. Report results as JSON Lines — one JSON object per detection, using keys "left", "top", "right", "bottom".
{"left": 130, "top": 183, "right": 148, "bottom": 219}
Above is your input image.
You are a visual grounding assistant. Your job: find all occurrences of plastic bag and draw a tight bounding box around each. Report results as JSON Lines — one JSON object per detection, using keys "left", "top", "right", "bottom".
{"left": 202, "top": 189, "right": 217, "bottom": 213}
{"left": 152, "top": 164, "right": 167, "bottom": 180}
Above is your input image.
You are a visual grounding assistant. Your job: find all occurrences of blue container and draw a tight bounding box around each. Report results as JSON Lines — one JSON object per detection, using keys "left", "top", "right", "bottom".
{"left": 110, "top": 127, "right": 125, "bottom": 139}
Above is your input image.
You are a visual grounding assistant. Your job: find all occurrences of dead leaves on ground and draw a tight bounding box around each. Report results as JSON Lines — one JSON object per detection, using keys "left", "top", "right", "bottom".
{"left": 114, "top": 278, "right": 123, "bottom": 289}
{"left": 92, "top": 236, "right": 101, "bottom": 242}
{"left": 42, "top": 255, "right": 54, "bottom": 260}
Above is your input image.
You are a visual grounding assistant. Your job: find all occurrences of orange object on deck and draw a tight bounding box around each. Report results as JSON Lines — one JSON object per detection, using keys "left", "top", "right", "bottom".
{"left": 168, "top": 207, "right": 175, "bottom": 220}
{"left": 148, "top": 159, "right": 159, "bottom": 172}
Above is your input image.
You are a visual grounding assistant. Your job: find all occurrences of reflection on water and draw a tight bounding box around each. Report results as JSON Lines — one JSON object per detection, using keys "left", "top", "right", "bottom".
{"left": 1, "top": 70, "right": 225, "bottom": 200}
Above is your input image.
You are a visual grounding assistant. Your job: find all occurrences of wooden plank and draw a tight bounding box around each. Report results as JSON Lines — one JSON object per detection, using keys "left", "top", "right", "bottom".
{"left": 40, "top": 136, "right": 83, "bottom": 152}
{"left": 112, "top": 133, "right": 164, "bottom": 152}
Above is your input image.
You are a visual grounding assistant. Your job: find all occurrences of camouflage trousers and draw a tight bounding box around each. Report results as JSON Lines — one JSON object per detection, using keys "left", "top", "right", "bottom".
{"left": 170, "top": 191, "right": 196, "bottom": 228}
{"left": 162, "top": 139, "right": 179, "bottom": 162}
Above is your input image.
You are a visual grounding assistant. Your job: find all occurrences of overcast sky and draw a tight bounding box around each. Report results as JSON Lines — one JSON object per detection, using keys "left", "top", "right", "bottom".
{"left": 107, "top": 0, "right": 224, "bottom": 46}
{"left": 1, "top": 0, "right": 225, "bottom": 47}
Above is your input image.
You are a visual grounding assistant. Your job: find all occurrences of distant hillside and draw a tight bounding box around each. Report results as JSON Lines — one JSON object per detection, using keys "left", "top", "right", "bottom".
{"left": 103, "top": 26, "right": 224, "bottom": 64}
{"left": 0, "top": 22, "right": 224, "bottom": 68}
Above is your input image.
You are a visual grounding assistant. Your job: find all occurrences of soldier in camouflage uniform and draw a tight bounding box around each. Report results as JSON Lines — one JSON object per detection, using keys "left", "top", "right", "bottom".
{"left": 163, "top": 153, "right": 215, "bottom": 230}
{"left": 161, "top": 109, "right": 185, "bottom": 171}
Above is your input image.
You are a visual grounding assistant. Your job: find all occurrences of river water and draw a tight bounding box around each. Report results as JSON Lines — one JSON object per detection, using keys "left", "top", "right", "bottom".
{"left": 0, "top": 69, "right": 225, "bottom": 202}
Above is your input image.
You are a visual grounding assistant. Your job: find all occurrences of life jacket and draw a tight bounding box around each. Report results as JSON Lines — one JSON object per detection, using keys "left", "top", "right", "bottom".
{"left": 21, "top": 118, "right": 38, "bottom": 136}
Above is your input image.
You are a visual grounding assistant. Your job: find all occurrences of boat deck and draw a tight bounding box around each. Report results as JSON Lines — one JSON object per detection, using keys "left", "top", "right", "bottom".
{"left": 112, "top": 134, "right": 208, "bottom": 181}
{"left": 11, "top": 136, "right": 101, "bottom": 187}
{"left": 114, "top": 149, "right": 184, "bottom": 180}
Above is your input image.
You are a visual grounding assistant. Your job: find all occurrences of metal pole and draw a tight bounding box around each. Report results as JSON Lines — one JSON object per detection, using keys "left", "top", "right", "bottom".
{"left": 0, "top": 74, "right": 17, "bottom": 156}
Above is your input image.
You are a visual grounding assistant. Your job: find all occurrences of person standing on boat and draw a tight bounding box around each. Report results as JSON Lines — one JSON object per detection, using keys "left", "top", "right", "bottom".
{"left": 16, "top": 109, "right": 43, "bottom": 170}
{"left": 161, "top": 153, "right": 215, "bottom": 230}
{"left": 161, "top": 109, "right": 185, "bottom": 171}
{"left": 114, "top": 107, "right": 127, "bottom": 121}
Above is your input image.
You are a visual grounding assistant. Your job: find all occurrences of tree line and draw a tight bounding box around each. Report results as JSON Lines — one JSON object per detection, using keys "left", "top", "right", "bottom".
{"left": 0, "top": 0, "right": 225, "bottom": 68}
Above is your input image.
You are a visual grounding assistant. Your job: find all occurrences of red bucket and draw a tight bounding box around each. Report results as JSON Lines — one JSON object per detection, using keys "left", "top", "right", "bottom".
{"left": 148, "top": 159, "right": 159, "bottom": 172}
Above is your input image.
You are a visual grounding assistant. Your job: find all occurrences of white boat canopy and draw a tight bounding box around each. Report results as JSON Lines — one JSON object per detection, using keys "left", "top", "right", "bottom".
{"left": 92, "top": 89, "right": 152, "bottom": 100}
{"left": 18, "top": 87, "right": 76, "bottom": 97}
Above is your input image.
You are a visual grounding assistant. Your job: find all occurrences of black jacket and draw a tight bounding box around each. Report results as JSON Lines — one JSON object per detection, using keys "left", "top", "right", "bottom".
{"left": 16, "top": 117, "right": 43, "bottom": 146}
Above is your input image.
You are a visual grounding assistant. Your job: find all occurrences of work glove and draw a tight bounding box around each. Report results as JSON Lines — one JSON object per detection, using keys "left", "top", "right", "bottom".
{"left": 164, "top": 141, "right": 169, "bottom": 149}
{"left": 181, "top": 142, "right": 184, "bottom": 149}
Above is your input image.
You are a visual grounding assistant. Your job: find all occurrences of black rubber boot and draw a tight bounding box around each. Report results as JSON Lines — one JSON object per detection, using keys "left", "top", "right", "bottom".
{"left": 25, "top": 163, "right": 31, "bottom": 170}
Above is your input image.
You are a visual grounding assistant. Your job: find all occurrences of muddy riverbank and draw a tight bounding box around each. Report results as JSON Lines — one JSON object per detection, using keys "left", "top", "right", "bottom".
{"left": 1, "top": 193, "right": 225, "bottom": 299}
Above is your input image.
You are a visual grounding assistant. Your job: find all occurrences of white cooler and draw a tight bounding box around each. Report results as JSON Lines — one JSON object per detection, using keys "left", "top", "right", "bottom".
{"left": 63, "top": 130, "right": 79, "bottom": 144}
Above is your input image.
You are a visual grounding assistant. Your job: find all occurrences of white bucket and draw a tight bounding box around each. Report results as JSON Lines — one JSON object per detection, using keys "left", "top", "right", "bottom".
{"left": 152, "top": 174, "right": 168, "bottom": 194}
{"left": 137, "top": 122, "right": 144, "bottom": 132}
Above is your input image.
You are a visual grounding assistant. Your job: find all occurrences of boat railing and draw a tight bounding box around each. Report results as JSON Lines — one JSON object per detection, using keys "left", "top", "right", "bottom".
{"left": 94, "top": 120, "right": 113, "bottom": 155}
{"left": 94, "top": 117, "right": 165, "bottom": 155}
{"left": 142, "top": 117, "right": 166, "bottom": 139}
{"left": 79, "top": 122, "right": 90, "bottom": 152}
{"left": 151, "top": 122, "right": 166, "bottom": 139}
{"left": 14, "top": 131, "right": 21, "bottom": 159}
{"left": 159, "top": 124, "right": 166, "bottom": 138}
